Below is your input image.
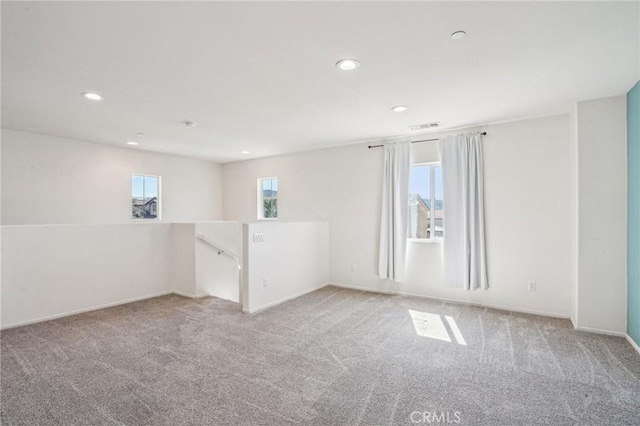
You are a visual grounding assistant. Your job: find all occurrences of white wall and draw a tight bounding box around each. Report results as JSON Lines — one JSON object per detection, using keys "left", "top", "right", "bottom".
{"left": 1, "top": 129, "right": 223, "bottom": 225}
{"left": 224, "top": 115, "right": 573, "bottom": 317}
{"left": 195, "top": 221, "right": 242, "bottom": 302}
{"left": 575, "top": 95, "right": 627, "bottom": 334}
{"left": 569, "top": 105, "right": 579, "bottom": 326}
{"left": 171, "top": 223, "right": 197, "bottom": 297}
{"left": 1, "top": 223, "right": 173, "bottom": 328}
{"left": 242, "top": 221, "right": 329, "bottom": 313}
{"left": 2, "top": 221, "right": 243, "bottom": 327}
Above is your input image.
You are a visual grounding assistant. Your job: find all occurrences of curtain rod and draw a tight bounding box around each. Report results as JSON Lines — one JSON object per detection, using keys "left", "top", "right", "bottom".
{"left": 367, "top": 132, "right": 487, "bottom": 149}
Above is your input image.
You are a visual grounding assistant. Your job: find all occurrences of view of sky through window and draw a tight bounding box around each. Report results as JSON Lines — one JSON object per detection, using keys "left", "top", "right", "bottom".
{"left": 132, "top": 175, "right": 159, "bottom": 219}
{"left": 408, "top": 164, "right": 444, "bottom": 240}
{"left": 409, "top": 165, "right": 443, "bottom": 201}
{"left": 259, "top": 177, "right": 278, "bottom": 219}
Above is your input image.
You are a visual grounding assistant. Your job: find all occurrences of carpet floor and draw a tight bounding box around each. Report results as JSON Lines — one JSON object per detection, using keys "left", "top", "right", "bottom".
{"left": 2, "top": 286, "right": 639, "bottom": 425}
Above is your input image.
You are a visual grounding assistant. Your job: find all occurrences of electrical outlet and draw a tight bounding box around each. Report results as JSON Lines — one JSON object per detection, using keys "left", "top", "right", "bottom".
{"left": 263, "top": 278, "right": 268, "bottom": 288}
{"left": 253, "top": 233, "right": 265, "bottom": 243}
{"left": 350, "top": 264, "right": 356, "bottom": 272}
{"left": 528, "top": 282, "right": 536, "bottom": 292}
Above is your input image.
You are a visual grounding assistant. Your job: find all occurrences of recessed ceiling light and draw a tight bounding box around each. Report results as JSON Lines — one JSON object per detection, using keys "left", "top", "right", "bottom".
{"left": 335, "top": 59, "right": 360, "bottom": 71}
{"left": 81, "top": 92, "right": 104, "bottom": 101}
{"left": 450, "top": 31, "right": 466, "bottom": 40}
{"left": 391, "top": 105, "right": 409, "bottom": 112}
{"left": 126, "top": 141, "right": 139, "bottom": 146}
{"left": 241, "top": 150, "right": 250, "bottom": 154}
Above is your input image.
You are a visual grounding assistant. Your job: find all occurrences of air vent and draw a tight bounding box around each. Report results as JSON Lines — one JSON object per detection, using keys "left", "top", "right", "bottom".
{"left": 409, "top": 122, "right": 441, "bottom": 131}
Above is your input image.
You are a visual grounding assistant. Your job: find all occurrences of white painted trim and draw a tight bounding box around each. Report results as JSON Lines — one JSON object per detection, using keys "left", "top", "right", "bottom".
{"left": 569, "top": 313, "right": 626, "bottom": 338}
{"left": 327, "top": 282, "right": 399, "bottom": 296}
{"left": 1, "top": 290, "right": 173, "bottom": 330}
{"left": 626, "top": 335, "right": 640, "bottom": 355}
{"left": 573, "top": 325, "right": 627, "bottom": 337}
{"left": 172, "top": 290, "right": 208, "bottom": 299}
{"left": 243, "top": 283, "right": 329, "bottom": 314}
{"left": 570, "top": 316, "right": 577, "bottom": 330}
{"left": 328, "top": 283, "right": 570, "bottom": 319}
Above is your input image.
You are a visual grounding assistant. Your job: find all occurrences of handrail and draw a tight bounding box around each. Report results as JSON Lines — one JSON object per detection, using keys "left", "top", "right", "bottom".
{"left": 196, "top": 234, "right": 241, "bottom": 262}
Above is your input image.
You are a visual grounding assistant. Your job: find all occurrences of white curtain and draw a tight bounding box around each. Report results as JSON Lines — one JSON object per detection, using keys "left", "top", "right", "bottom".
{"left": 378, "top": 141, "right": 411, "bottom": 282}
{"left": 440, "top": 133, "right": 488, "bottom": 290}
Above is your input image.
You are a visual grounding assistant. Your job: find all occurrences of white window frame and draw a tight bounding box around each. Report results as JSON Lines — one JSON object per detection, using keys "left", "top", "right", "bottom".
{"left": 132, "top": 174, "right": 162, "bottom": 221}
{"left": 257, "top": 176, "right": 278, "bottom": 220}
{"left": 408, "top": 162, "right": 443, "bottom": 243}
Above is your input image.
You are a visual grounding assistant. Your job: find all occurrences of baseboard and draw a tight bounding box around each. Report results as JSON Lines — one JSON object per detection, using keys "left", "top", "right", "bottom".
{"left": 332, "top": 283, "right": 635, "bottom": 338}
{"left": 328, "top": 282, "right": 396, "bottom": 295}
{"left": 568, "top": 313, "right": 627, "bottom": 339}
{"left": 328, "top": 283, "right": 570, "bottom": 320}
{"left": 242, "top": 283, "right": 329, "bottom": 314}
{"left": 1, "top": 290, "right": 174, "bottom": 330}
{"left": 626, "top": 334, "right": 640, "bottom": 355}
{"left": 172, "top": 290, "right": 209, "bottom": 299}
{"left": 572, "top": 325, "right": 627, "bottom": 337}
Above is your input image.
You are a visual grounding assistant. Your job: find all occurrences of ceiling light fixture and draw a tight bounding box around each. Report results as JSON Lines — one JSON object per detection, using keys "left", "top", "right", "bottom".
{"left": 335, "top": 59, "right": 360, "bottom": 71}
{"left": 81, "top": 92, "right": 104, "bottom": 101}
{"left": 241, "top": 150, "right": 250, "bottom": 154}
{"left": 391, "top": 105, "right": 409, "bottom": 112}
{"left": 126, "top": 141, "right": 139, "bottom": 146}
{"left": 450, "top": 31, "right": 466, "bottom": 40}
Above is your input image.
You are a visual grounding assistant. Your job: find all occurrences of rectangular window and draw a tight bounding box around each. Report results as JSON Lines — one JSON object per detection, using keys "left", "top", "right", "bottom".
{"left": 258, "top": 177, "right": 278, "bottom": 220}
{"left": 132, "top": 174, "right": 160, "bottom": 220}
{"left": 408, "top": 163, "right": 443, "bottom": 241}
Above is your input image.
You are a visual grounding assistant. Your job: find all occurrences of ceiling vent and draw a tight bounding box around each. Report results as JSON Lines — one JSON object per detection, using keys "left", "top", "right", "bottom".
{"left": 409, "top": 122, "right": 441, "bottom": 131}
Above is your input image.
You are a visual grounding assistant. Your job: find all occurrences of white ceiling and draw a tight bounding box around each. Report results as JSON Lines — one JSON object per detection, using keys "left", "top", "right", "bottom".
{"left": 2, "top": 1, "right": 639, "bottom": 163}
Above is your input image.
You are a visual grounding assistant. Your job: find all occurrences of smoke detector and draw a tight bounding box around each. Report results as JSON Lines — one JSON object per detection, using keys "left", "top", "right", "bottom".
{"left": 409, "top": 122, "right": 441, "bottom": 131}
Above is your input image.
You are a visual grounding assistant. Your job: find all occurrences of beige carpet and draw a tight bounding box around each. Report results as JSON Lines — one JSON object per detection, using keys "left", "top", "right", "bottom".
{"left": 2, "top": 286, "right": 639, "bottom": 425}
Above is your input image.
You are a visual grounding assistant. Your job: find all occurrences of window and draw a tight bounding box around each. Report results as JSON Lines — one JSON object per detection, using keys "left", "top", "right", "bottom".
{"left": 132, "top": 174, "right": 160, "bottom": 220}
{"left": 408, "top": 163, "right": 443, "bottom": 240}
{"left": 258, "top": 177, "right": 278, "bottom": 220}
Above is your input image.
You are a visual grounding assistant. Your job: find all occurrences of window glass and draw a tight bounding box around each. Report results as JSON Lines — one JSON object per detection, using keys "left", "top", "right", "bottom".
{"left": 408, "top": 164, "right": 443, "bottom": 240}
{"left": 434, "top": 166, "right": 444, "bottom": 238}
{"left": 132, "top": 174, "right": 160, "bottom": 220}
{"left": 258, "top": 177, "right": 278, "bottom": 219}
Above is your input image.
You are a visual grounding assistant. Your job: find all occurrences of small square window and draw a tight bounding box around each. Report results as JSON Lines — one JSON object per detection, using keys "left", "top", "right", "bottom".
{"left": 258, "top": 177, "right": 278, "bottom": 220}
{"left": 132, "top": 174, "right": 160, "bottom": 220}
